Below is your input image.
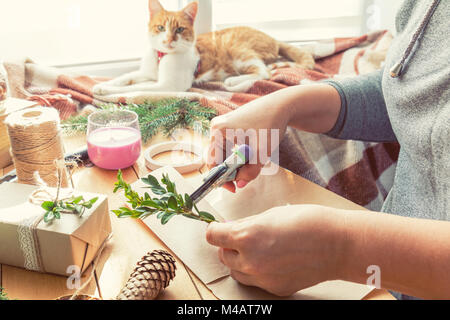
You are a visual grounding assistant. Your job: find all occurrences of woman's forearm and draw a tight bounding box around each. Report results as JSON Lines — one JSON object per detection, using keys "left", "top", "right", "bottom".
{"left": 285, "top": 84, "right": 342, "bottom": 133}
{"left": 338, "top": 210, "right": 450, "bottom": 299}
{"left": 264, "top": 83, "right": 342, "bottom": 134}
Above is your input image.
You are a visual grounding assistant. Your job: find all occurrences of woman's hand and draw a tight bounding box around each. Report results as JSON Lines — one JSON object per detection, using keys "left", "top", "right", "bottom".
{"left": 207, "top": 95, "right": 291, "bottom": 192}
{"left": 205, "top": 205, "right": 347, "bottom": 296}
{"left": 206, "top": 84, "right": 342, "bottom": 192}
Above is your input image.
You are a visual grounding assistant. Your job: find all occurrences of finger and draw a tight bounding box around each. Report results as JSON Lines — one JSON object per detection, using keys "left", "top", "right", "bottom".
{"left": 218, "top": 248, "right": 241, "bottom": 270}
{"left": 207, "top": 135, "right": 225, "bottom": 169}
{"left": 230, "top": 270, "right": 257, "bottom": 287}
{"left": 206, "top": 221, "right": 238, "bottom": 249}
{"left": 222, "top": 181, "right": 236, "bottom": 193}
{"left": 235, "top": 164, "right": 262, "bottom": 184}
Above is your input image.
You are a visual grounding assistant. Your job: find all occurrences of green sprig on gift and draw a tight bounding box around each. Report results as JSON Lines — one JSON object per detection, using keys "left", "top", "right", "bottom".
{"left": 112, "top": 170, "right": 217, "bottom": 224}
{"left": 0, "top": 287, "right": 9, "bottom": 300}
{"left": 41, "top": 196, "right": 99, "bottom": 224}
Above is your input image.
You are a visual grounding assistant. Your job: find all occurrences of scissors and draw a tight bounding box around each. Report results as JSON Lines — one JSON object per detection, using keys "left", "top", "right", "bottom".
{"left": 190, "top": 144, "right": 252, "bottom": 203}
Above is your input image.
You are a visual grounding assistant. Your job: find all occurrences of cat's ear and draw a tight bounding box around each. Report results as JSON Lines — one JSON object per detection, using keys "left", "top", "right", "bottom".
{"left": 182, "top": 1, "right": 198, "bottom": 22}
{"left": 148, "top": 0, "right": 163, "bottom": 18}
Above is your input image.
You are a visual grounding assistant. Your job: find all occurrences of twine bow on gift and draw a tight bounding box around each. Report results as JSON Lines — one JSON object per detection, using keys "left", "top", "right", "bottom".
{"left": 17, "top": 163, "right": 73, "bottom": 273}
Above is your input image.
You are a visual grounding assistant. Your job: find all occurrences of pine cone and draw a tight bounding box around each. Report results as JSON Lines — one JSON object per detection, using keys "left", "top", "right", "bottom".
{"left": 116, "top": 250, "right": 177, "bottom": 300}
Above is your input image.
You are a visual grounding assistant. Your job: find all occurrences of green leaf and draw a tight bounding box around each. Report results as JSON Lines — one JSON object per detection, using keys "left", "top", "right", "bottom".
{"left": 161, "top": 212, "right": 175, "bottom": 225}
{"left": 138, "top": 211, "right": 155, "bottom": 220}
{"left": 198, "top": 211, "right": 216, "bottom": 222}
{"left": 167, "top": 196, "right": 178, "bottom": 210}
{"left": 44, "top": 211, "right": 54, "bottom": 223}
{"left": 89, "top": 197, "right": 99, "bottom": 205}
{"left": 83, "top": 203, "right": 93, "bottom": 209}
{"left": 153, "top": 199, "right": 166, "bottom": 209}
{"left": 135, "top": 206, "right": 155, "bottom": 214}
{"left": 41, "top": 201, "right": 55, "bottom": 211}
{"left": 142, "top": 199, "right": 160, "bottom": 208}
{"left": 118, "top": 211, "right": 133, "bottom": 218}
{"left": 184, "top": 194, "right": 193, "bottom": 210}
{"left": 193, "top": 202, "right": 201, "bottom": 214}
{"left": 112, "top": 209, "right": 123, "bottom": 217}
{"left": 161, "top": 174, "right": 176, "bottom": 193}
{"left": 149, "top": 187, "right": 166, "bottom": 195}
{"left": 74, "top": 204, "right": 83, "bottom": 214}
{"left": 142, "top": 175, "right": 161, "bottom": 188}
{"left": 156, "top": 211, "right": 165, "bottom": 219}
{"left": 53, "top": 211, "right": 61, "bottom": 219}
{"left": 182, "top": 213, "right": 201, "bottom": 221}
{"left": 72, "top": 196, "right": 83, "bottom": 204}
{"left": 119, "top": 206, "right": 132, "bottom": 213}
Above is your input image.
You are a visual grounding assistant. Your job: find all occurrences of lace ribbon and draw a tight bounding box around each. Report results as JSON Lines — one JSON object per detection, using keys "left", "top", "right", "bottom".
{"left": 16, "top": 167, "right": 72, "bottom": 272}
{"left": 17, "top": 215, "right": 44, "bottom": 272}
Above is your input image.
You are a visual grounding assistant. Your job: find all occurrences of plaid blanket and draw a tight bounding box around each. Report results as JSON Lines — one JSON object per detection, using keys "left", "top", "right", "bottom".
{"left": 2, "top": 30, "right": 399, "bottom": 210}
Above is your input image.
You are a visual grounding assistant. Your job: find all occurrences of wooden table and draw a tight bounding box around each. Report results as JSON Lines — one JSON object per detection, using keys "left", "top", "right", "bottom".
{"left": 0, "top": 129, "right": 395, "bottom": 300}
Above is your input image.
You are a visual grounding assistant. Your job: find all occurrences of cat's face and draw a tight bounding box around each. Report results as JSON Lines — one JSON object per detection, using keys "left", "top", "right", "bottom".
{"left": 148, "top": 0, "right": 198, "bottom": 53}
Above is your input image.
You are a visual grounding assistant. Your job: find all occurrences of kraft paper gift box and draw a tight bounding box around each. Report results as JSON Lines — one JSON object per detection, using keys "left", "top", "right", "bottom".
{"left": 0, "top": 183, "right": 111, "bottom": 277}
{"left": 130, "top": 165, "right": 374, "bottom": 300}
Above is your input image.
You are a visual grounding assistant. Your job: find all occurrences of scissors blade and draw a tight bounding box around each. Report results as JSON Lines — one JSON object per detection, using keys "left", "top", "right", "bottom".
{"left": 190, "top": 165, "right": 227, "bottom": 203}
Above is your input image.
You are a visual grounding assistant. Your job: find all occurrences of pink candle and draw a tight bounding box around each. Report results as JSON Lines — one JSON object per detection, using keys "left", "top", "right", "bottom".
{"left": 87, "top": 127, "right": 141, "bottom": 170}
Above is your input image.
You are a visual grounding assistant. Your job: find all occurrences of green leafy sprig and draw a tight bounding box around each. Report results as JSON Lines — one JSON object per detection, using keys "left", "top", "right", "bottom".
{"left": 41, "top": 195, "right": 99, "bottom": 224}
{"left": 0, "top": 287, "right": 9, "bottom": 300}
{"left": 112, "top": 170, "right": 217, "bottom": 224}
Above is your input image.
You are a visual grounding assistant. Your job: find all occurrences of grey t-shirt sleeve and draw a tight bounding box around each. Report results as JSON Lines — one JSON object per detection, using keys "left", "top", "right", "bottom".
{"left": 322, "top": 69, "right": 398, "bottom": 142}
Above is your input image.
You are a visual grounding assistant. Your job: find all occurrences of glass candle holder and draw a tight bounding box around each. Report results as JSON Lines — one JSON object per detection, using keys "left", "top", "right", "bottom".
{"left": 87, "top": 109, "right": 141, "bottom": 170}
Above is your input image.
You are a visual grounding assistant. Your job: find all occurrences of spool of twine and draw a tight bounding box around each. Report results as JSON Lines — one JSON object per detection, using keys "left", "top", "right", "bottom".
{"left": 5, "top": 106, "right": 68, "bottom": 187}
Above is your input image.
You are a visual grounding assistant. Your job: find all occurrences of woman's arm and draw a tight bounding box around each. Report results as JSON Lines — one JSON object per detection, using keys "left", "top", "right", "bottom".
{"left": 340, "top": 209, "right": 450, "bottom": 299}
{"left": 206, "top": 205, "right": 450, "bottom": 299}
{"left": 209, "top": 69, "right": 397, "bottom": 190}
{"left": 207, "top": 83, "right": 343, "bottom": 190}
{"left": 322, "top": 69, "right": 397, "bottom": 142}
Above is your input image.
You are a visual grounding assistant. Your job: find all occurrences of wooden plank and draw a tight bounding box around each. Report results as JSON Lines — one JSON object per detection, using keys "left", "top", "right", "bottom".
{"left": 1, "top": 264, "right": 98, "bottom": 300}
{"left": 363, "top": 289, "right": 396, "bottom": 300}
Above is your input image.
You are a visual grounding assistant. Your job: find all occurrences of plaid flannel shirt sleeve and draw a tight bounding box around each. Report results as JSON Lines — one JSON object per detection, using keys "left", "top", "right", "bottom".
{"left": 322, "top": 69, "right": 398, "bottom": 143}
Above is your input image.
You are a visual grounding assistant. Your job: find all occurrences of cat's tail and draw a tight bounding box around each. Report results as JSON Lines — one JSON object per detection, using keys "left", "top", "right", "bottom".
{"left": 277, "top": 41, "right": 315, "bottom": 70}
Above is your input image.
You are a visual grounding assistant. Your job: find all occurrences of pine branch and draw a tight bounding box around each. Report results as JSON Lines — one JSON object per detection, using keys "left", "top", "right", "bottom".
{"left": 61, "top": 99, "right": 217, "bottom": 143}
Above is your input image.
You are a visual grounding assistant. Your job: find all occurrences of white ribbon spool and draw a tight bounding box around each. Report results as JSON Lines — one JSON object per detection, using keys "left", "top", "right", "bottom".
{"left": 144, "top": 141, "right": 204, "bottom": 174}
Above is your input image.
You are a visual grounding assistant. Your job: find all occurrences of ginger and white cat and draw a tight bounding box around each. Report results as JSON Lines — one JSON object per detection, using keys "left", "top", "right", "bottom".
{"left": 93, "top": 0, "right": 315, "bottom": 95}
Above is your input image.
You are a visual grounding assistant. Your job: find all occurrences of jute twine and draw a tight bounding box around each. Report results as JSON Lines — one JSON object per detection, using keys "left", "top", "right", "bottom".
{"left": 5, "top": 106, "right": 68, "bottom": 187}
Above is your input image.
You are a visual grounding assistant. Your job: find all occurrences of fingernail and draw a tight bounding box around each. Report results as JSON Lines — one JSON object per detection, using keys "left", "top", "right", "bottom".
{"left": 236, "top": 180, "right": 248, "bottom": 188}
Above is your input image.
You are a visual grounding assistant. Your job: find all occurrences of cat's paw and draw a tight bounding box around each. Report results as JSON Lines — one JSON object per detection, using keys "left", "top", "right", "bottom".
{"left": 92, "top": 84, "right": 110, "bottom": 95}
{"left": 299, "top": 55, "right": 315, "bottom": 70}
{"left": 224, "top": 80, "right": 255, "bottom": 92}
{"left": 107, "top": 78, "right": 131, "bottom": 86}
{"left": 224, "top": 76, "right": 245, "bottom": 88}
{"left": 92, "top": 84, "right": 123, "bottom": 95}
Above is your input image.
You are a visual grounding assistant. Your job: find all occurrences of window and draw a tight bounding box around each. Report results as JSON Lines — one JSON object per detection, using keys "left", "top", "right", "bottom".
{"left": 0, "top": 0, "right": 181, "bottom": 66}
{"left": 212, "top": 0, "right": 401, "bottom": 43}
{"left": 0, "top": 0, "right": 402, "bottom": 68}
